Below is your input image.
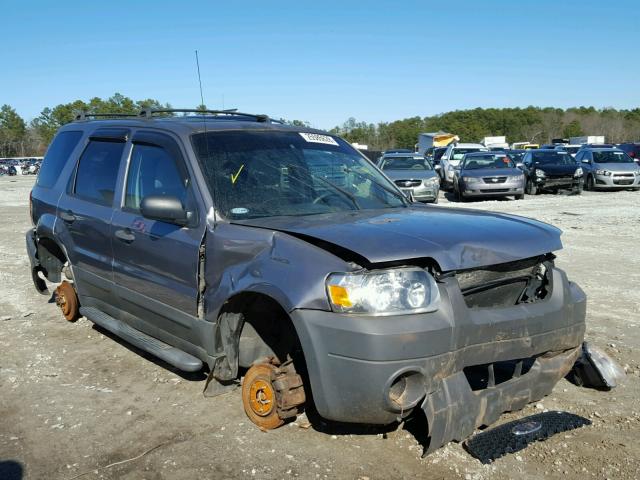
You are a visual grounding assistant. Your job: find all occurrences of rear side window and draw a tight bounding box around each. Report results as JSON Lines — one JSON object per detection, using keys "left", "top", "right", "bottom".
{"left": 125, "top": 144, "right": 190, "bottom": 211}
{"left": 36, "top": 131, "right": 83, "bottom": 188}
{"left": 74, "top": 140, "right": 125, "bottom": 206}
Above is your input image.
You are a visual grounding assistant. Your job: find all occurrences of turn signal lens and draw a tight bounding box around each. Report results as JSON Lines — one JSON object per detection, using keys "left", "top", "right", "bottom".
{"left": 328, "top": 285, "right": 352, "bottom": 308}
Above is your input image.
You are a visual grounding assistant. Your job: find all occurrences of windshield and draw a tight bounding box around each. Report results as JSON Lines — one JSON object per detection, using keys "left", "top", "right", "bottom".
{"left": 532, "top": 152, "right": 576, "bottom": 165}
{"left": 382, "top": 156, "right": 432, "bottom": 171}
{"left": 192, "top": 131, "right": 406, "bottom": 220}
{"left": 452, "top": 148, "right": 485, "bottom": 160}
{"left": 593, "top": 150, "right": 634, "bottom": 164}
{"left": 462, "top": 154, "right": 515, "bottom": 170}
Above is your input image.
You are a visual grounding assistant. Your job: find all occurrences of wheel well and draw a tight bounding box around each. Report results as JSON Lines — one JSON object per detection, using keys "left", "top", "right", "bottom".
{"left": 220, "top": 292, "right": 302, "bottom": 369}
{"left": 37, "top": 237, "right": 67, "bottom": 283}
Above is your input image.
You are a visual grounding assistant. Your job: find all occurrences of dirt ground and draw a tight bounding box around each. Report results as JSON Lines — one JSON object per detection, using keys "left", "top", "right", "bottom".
{"left": 1, "top": 175, "right": 639, "bottom": 480}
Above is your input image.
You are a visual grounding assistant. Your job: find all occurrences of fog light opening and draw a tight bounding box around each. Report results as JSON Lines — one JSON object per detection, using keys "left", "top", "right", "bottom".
{"left": 388, "top": 371, "right": 424, "bottom": 412}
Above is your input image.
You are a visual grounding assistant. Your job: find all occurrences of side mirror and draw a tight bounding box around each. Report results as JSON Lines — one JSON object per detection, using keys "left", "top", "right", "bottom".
{"left": 516, "top": 162, "right": 524, "bottom": 169}
{"left": 434, "top": 164, "right": 441, "bottom": 171}
{"left": 581, "top": 159, "right": 590, "bottom": 163}
{"left": 140, "top": 195, "right": 188, "bottom": 226}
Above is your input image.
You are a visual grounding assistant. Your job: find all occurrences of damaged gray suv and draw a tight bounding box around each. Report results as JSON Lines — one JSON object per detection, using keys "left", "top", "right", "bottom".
{"left": 27, "top": 109, "right": 586, "bottom": 453}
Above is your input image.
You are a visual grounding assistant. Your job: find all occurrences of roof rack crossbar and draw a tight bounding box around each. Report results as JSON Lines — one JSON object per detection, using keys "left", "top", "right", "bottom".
{"left": 137, "top": 108, "right": 270, "bottom": 122}
{"left": 74, "top": 111, "right": 139, "bottom": 121}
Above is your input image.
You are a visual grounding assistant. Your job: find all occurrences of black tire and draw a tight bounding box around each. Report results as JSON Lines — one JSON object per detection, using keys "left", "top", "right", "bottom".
{"left": 573, "top": 185, "right": 583, "bottom": 195}
{"left": 526, "top": 179, "right": 537, "bottom": 195}
{"left": 454, "top": 186, "right": 461, "bottom": 201}
{"left": 586, "top": 175, "right": 595, "bottom": 191}
{"left": 515, "top": 193, "right": 525, "bottom": 200}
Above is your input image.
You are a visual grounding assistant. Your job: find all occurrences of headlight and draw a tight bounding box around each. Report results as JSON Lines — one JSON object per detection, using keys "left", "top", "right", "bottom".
{"left": 423, "top": 177, "right": 439, "bottom": 186}
{"left": 326, "top": 268, "right": 440, "bottom": 315}
{"left": 574, "top": 167, "right": 583, "bottom": 177}
{"left": 595, "top": 169, "right": 611, "bottom": 176}
{"left": 509, "top": 174, "right": 524, "bottom": 182}
{"left": 535, "top": 169, "right": 546, "bottom": 178}
{"left": 462, "top": 176, "right": 480, "bottom": 183}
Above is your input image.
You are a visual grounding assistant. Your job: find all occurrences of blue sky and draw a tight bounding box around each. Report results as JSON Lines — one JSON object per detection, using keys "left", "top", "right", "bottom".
{"left": 3, "top": 1, "right": 639, "bottom": 129}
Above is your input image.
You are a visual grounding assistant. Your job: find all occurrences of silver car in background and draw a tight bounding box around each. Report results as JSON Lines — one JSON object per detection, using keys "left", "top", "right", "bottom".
{"left": 575, "top": 147, "right": 640, "bottom": 190}
{"left": 453, "top": 151, "right": 525, "bottom": 201}
{"left": 378, "top": 153, "right": 440, "bottom": 203}
{"left": 440, "top": 143, "right": 488, "bottom": 189}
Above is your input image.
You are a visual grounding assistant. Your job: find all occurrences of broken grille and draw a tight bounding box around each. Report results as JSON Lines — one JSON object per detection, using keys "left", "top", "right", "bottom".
{"left": 463, "top": 356, "right": 537, "bottom": 391}
{"left": 455, "top": 256, "right": 553, "bottom": 309}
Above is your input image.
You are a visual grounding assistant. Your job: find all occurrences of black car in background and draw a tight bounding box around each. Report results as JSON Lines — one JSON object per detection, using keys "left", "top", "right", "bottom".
{"left": 617, "top": 143, "right": 640, "bottom": 164}
{"left": 521, "top": 149, "right": 583, "bottom": 195}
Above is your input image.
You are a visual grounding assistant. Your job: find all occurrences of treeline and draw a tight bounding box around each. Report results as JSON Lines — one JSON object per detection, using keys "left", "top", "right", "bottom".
{"left": 2, "top": 95, "right": 640, "bottom": 157}
{"left": 330, "top": 107, "right": 640, "bottom": 150}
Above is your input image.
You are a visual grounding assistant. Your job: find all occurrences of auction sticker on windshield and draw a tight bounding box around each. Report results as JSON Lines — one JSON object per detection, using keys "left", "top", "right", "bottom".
{"left": 299, "top": 132, "right": 339, "bottom": 146}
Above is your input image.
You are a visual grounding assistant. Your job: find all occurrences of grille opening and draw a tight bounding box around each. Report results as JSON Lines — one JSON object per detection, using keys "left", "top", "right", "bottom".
{"left": 463, "top": 357, "right": 537, "bottom": 391}
{"left": 456, "top": 257, "right": 553, "bottom": 309}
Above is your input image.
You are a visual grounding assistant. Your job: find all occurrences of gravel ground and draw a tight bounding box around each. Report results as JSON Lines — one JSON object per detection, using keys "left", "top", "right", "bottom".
{"left": 1, "top": 175, "right": 638, "bottom": 480}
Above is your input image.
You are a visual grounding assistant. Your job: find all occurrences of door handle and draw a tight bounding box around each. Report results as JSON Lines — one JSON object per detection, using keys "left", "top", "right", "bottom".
{"left": 114, "top": 228, "right": 135, "bottom": 243}
{"left": 60, "top": 211, "right": 76, "bottom": 224}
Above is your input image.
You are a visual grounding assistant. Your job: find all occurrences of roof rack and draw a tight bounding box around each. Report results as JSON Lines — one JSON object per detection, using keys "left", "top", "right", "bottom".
{"left": 138, "top": 108, "right": 271, "bottom": 123}
{"left": 74, "top": 111, "right": 139, "bottom": 121}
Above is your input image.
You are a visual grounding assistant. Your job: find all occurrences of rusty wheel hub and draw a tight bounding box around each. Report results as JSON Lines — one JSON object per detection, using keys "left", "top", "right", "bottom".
{"left": 248, "top": 378, "right": 275, "bottom": 416}
{"left": 55, "top": 281, "right": 79, "bottom": 322}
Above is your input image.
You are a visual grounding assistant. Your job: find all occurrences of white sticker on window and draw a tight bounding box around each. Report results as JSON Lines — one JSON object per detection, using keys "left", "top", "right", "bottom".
{"left": 230, "top": 207, "right": 249, "bottom": 215}
{"left": 299, "top": 132, "right": 339, "bottom": 146}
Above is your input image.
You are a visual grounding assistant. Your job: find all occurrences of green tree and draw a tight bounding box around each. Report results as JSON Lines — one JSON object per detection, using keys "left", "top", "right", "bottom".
{"left": 562, "top": 120, "right": 584, "bottom": 138}
{"left": 0, "top": 104, "right": 27, "bottom": 156}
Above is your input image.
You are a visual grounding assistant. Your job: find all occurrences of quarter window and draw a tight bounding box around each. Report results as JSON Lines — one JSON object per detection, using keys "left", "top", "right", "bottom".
{"left": 74, "top": 140, "right": 125, "bottom": 206}
{"left": 37, "top": 131, "right": 83, "bottom": 188}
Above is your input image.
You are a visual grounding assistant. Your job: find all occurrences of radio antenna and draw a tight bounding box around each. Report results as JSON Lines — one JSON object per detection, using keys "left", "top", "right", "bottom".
{"left": 194, "top": 50, "right": 217, "bottom": 226}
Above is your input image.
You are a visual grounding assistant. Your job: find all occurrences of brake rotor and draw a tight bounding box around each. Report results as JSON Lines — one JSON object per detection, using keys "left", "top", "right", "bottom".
{"left": 242, "top": 362, "right": 284, "bottom": 429}
{"left": 55, "top": 281, "right": 80, "bottom": 322}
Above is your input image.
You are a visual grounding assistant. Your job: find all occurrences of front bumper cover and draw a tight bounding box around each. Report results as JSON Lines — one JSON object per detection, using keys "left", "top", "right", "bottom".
{"left": 291, "top": 266, "right": 586, "bottom": 451}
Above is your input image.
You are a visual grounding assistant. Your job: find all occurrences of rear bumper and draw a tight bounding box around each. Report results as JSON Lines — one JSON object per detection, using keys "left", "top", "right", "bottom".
{"left": 291, "top": 267, "right": 585, "bottom": 441}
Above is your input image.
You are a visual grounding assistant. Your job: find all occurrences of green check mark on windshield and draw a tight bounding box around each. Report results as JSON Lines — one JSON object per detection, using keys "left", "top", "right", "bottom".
{"left": 230, "top": 164, "right": 245, "bottom": 184}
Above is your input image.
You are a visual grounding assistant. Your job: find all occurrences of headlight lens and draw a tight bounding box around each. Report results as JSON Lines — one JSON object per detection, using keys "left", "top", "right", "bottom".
{"left": 509, "top": 174, "right": 524, "bottom": 182}
{"left": 462, "top": 176, "right": 480, "bottom": 183}
{"left": 326, "top": 268, "right": 440, "bottom": 315}
{"left": 535, "top": 169, "right": 546, "bottom": 177}
{"left": 595, "top": 169, "right": 611, "bottom": 176}
{"left": 423, "top": 177, "right": 439, "bottom": 186}
{"left": 574, "top": 167, "right": 583, "bottom": 177}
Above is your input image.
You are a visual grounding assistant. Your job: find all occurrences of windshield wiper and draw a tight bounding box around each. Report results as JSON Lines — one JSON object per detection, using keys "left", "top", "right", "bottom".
{"left": 309, "top": 173, "right": 361, "bottom": 210}
{"left": 344, "top": 167, "right": 410, "bottom": 206}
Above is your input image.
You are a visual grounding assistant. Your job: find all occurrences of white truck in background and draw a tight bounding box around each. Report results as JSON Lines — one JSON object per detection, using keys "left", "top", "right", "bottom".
{"left": 481, "top": 136, "right": 509, "bottom": 150}
{"left": 417, "top": 132, "right": 459, "bottom": 155}
{"left": 569, "top": 136, "right": 605, "bottom": 145}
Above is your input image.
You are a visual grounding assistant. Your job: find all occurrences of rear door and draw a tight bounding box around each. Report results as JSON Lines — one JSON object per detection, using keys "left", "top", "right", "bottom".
{"left": 111, "top": 130, "right": 205, "bottom": 344}
{"left": 56, "top": 129, "right": 128, "bottom": 306}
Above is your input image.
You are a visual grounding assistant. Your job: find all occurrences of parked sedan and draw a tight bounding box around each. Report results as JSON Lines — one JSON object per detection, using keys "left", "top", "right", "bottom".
{"left": 378, "top": 153, "right": 440, "bottom": 203}
{"left": 521, "top": 150, "right": 583, "bottom": 195}
{"left": 575, "top": 147, "right": 640, "bottom": 190}
{"left": 452, "top": 152, "right": 525, "bottom": 201}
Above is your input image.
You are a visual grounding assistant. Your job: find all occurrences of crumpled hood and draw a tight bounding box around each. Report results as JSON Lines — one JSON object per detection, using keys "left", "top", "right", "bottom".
{"left": 237, "top": 206, "right": 562, "bottom": 271}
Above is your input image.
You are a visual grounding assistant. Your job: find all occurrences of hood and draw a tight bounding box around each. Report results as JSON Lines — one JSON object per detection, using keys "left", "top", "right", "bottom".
{"left": 460, "top": 168, "right": 521, "bottom": 177}
{"left": 593, "top": 162, "right": 639, "bottom": 173}
{"left": 535, "top": 163, "right": 578, "bottom": 175}
{"left": 237, "top": 207, "right": 562, "bottom": 271}
{"left": 383, "top": 169, "right": 438, "bottom": 181}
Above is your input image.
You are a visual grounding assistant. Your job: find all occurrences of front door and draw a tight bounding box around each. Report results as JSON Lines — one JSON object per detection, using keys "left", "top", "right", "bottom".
{"left": 111, "top": 130, "right": 204, "bottom": 344}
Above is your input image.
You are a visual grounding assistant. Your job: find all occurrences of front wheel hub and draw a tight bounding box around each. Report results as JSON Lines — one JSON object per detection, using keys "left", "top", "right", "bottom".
{"left": 55, "top": 281, "right": 80, "bottom": 322}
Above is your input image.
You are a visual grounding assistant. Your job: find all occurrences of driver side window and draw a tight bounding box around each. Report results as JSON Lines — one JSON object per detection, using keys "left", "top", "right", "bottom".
{"left": 125, "top": 143, "right": 190, "bottom": 212}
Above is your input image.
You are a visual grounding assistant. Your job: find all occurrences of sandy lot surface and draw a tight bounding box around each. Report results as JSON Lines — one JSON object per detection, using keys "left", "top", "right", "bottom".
{"left": 1, "top": 175, "right": 638, "bottom": 480}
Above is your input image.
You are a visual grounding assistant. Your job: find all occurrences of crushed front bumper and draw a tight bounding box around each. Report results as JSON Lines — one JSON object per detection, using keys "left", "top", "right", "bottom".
{"left": 291, "top": 266, "right": 585, "bottom": 450}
